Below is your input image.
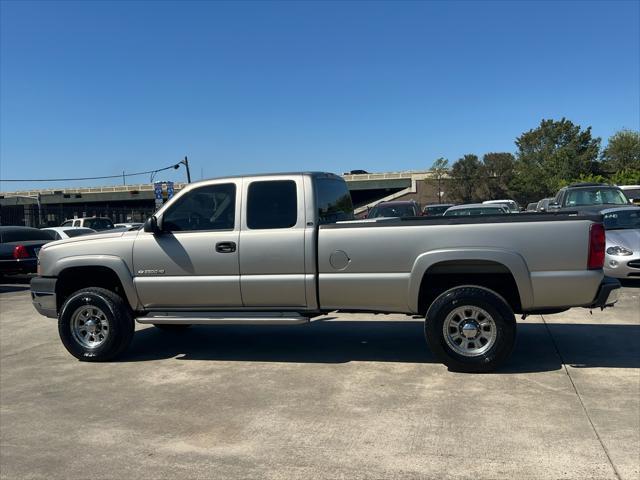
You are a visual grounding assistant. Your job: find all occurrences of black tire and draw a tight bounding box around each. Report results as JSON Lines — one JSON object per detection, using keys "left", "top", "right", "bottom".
{"left": 424, "top": 286, "right": 516, "bottom": 373}
{"left": 58, "top": 287, "right": 134, "bottom": 362}
{"left": 152, "top": 323, "right": 191, "bottom": 332}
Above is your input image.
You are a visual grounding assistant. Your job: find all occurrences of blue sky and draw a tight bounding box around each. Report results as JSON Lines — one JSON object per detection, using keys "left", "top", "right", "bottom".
{"left": 1, "top": 0, "right": 639, "bottom": 191}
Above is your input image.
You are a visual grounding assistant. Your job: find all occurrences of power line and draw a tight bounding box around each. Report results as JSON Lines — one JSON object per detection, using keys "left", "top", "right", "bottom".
{"left": 0, "top": 163, "right": 182, "bottom": 182}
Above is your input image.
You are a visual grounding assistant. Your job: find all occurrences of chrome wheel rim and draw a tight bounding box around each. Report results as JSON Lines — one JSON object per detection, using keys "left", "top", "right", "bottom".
{"left": 70, "top": 305, "right": 110, "bottom": 349}
{"left": 443, "top": 305, "right": 496, "bottom": 357}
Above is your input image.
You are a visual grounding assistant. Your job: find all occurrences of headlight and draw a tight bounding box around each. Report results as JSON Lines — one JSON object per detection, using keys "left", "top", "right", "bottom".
{"left": 606, "top": 246, "right": 633, "bottom": 256}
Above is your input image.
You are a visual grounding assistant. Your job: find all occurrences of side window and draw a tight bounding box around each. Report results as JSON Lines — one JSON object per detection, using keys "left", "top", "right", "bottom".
{"left": 247, "top": 180, "right": 297, "bottom": 229}
{"left": 162, "top": 183, "right": 236, "bottom": 232}
{"left": 73, "top": 220, "right": 80, "bottom": 227}
{"left": 61, "top": 220, "right": 73, "bottom": 227}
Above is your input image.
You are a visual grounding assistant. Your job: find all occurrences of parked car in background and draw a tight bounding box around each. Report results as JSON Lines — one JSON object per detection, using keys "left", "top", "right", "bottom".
{"left": 423, "top": 203, "right": 455, "bottom": 216}
{"left": 602, "top": 206, "right": 640, "bottom": 280}
{"left": 619, "top": 185, "right": 640, "bottom": 206}
{"left": 42, "top": 227, "right": 96, "bottom": 241}
{"left": 526, "top": 203, "right": 538, "bottom": 212}
{"left": 443, "top": 204, "right": 510, "bottom": 216}
{"left": 114, "top": 223, "right": 143, "bottom": 230}
{"left": 0, "top": 226, "right": 52, "bottom": 276}
{"left": 482, "top": 200, "right": 520, "bottom": 213}
{"left": 550, "top": 183, "right": 632, "bottom": 213}
{"left": 60, "top": 217, "right": 115, "bottom": 231}
{"left": 367, "top": 200, "right": 421, "bottom": 218}
{"left": 536, "top": 197, "right": 556, "bottom": 212}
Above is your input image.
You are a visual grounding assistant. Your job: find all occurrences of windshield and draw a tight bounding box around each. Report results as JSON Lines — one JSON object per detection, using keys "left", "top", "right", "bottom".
{"left": 603, "top": 209, "right": 640, "bottom": 230}
{"left": 565, "top": 188, "right": 629, "bottom": 207}
{"left": 83, "top": 218, "right": 114, "bottom": 230}
{"left": 65, "top": 228, "right": 95, "bottom": 238}
{"left": 369, "top": 204, "right": 417, "bottom": 218}
{"left": 424, "top": 205, "right": 450, "bottom": 215}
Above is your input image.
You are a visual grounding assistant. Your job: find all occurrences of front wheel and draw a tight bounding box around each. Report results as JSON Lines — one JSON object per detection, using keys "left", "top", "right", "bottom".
{"left": 58, "top": 287, "right": 134, "bottom": 362}
{"left": 425, "top": 286, "right": 516, "bottom": 373}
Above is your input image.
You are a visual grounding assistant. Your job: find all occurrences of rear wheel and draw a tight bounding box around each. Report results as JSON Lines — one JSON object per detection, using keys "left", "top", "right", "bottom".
{"left": 58, "top": 287, "right": 134, "bottom": 362}
{"left": 424, "top": 286, "right": 516, "bottom": 373}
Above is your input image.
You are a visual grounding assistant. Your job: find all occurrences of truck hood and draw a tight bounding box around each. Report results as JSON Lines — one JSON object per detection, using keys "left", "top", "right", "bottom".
{"left": 42, "top": 230, "right": 126, "bottom": 249}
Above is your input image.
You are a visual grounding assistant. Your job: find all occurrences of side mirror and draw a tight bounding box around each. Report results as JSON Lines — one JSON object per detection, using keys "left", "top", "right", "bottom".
{"left": 144, "top": 216, "right": 162, "bottom": 234}
{"left": 547, "top": 202, "right": 560, "bottom": 212}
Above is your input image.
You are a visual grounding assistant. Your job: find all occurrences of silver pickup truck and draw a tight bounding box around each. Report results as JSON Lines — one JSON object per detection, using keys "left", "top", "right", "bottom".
{"left": 31, "top": 172, "right": 620, "bottom": 372}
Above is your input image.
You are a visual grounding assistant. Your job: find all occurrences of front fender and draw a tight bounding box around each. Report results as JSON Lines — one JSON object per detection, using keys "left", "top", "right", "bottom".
{"left": 52, "top": 255, "right": 140, "bottom": 311}
{"left": 408, "top": 248, "right": 534, "bottom": 312}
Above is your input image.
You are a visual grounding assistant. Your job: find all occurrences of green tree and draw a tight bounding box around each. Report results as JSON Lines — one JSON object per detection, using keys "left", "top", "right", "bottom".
{"left": 480, "top": 152, "right": 515, "bottom": 199}
{"left": 450, "top": 154, "right": 482, "bottom": 203}
{"left": 428, "top": 157, "right": 449, "bottom": 203}
{"left": 601, "top": 129, "right": 640, "bottom": 172}
{"left": 514, "top": 118, "right": 601, "bottom": 203}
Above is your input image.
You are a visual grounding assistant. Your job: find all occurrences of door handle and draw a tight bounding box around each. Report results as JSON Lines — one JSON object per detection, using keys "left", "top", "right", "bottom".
{"left": 215, "top": 241, "right": 236, "bottom": 253}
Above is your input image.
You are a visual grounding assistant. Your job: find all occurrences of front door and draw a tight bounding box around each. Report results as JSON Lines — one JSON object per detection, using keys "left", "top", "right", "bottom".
{"left": 133, "top": 180, "right": 242, "bottom": 309}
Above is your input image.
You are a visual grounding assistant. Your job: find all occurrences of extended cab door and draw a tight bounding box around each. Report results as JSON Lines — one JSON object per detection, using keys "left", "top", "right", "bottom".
{"left": 132, "top": 180, "right": 242, "bottom": 309}
{"left": 239, "top": 176, "right": 310, "bottom": 307}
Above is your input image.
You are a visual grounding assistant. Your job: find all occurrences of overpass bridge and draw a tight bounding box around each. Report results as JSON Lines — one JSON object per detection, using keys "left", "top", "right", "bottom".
{"left": 1, "top": 171, "right": 442, "bottom": 226}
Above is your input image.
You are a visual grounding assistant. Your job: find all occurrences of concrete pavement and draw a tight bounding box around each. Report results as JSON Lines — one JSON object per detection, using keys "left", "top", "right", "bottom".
{"left": 0, "top": 282, "right": 638, "bottom": 479}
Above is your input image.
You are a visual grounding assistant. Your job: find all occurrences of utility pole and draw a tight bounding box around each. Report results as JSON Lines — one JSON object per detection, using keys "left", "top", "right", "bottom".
{"left": 37, "top": 193, "right": 42, "bottom": 226}
{"left": 181, "top": 156, "right": 192, "bottom": 183}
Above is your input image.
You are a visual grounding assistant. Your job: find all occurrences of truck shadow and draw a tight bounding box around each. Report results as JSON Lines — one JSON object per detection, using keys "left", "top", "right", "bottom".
{"left": 121, "top": 320, "right": 640, "bottom": 373}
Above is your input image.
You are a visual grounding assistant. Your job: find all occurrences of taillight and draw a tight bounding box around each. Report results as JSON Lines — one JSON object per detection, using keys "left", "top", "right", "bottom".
{"left": 588, "top": 223, "right": 605, "bottom": 270}
{"left": 13, "top": 245, "right": 30, "bottom": 259}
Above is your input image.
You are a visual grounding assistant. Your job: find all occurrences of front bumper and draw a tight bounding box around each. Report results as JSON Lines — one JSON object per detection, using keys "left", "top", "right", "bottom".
{"left": 30, "top": 276, "right": 57, "bottom": 318}
{"left": 604, "top": 253, "right": 640, "bottom": 279}
{"left": 588, "top": 276, "right": 621, "bottom": 309}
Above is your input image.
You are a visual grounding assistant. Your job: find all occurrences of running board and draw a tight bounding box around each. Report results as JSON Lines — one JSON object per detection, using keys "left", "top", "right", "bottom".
{"left": 137, "top": 311, "right": 310, "bottom": 325}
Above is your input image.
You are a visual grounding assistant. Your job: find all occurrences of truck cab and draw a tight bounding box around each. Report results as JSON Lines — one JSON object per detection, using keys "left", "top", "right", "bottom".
{"left": 134, "top": 172, "right": 352, "bottom": 310}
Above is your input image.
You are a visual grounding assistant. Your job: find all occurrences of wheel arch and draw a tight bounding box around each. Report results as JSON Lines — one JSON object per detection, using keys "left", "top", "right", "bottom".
{"left": 53, "top": 256, "right": 140, "bottom": 311}
{"left": 409, "top": 249, "right": 534, "bottom": 314}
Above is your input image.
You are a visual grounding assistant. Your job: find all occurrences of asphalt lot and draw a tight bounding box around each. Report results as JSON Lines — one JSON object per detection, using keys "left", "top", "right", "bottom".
{"left": 1, "top": 280, "right": 638, "bottom": 480}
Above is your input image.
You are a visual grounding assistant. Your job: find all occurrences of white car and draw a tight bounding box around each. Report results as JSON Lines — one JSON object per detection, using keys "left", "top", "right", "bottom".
{"left": 42, "top": 227, "right": 96, "bottom": 241}
{"left": 482, "top": 200, "right": 520, "bottom": 213}
{"left": 602, "top": 206, "right": 640, "bottom": 280}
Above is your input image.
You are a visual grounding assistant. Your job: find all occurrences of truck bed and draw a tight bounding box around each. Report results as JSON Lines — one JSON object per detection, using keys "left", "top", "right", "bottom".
{"left": 317, "top": 213, "right": 602, "bottom": 314}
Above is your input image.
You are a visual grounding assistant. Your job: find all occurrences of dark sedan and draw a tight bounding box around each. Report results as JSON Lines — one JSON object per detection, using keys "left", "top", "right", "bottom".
{"left": 0, "top": 226, "right": 52, "bottom": 276}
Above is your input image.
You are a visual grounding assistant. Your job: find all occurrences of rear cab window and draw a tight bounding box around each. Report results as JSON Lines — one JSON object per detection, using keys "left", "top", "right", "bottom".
{"left": 314, "top": 177, "right": 354, "bottom": 224}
